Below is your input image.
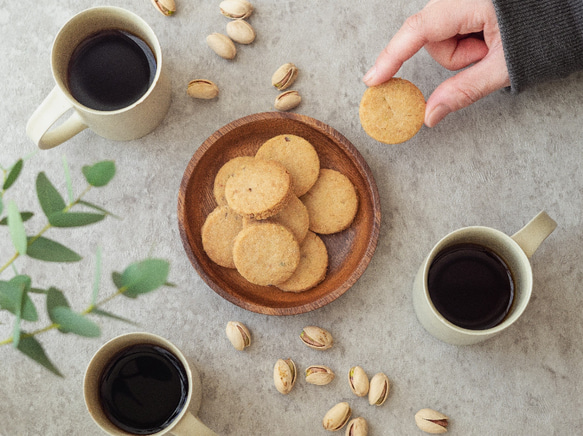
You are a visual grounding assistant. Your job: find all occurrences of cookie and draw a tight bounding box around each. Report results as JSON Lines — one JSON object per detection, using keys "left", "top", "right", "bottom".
{"left": 359, "top": 78, "right": 426, "bottom": 144}
{"left": 225, "top": 158, "right": 293, "bottom": 219}
{"left": 232, "top": 223, "right": 300, "bottom": 286}
{"left": 213, "top": 156, "right": 255, "bottom": 206}
{"left": 277, "top": 231, "right": 328, "bottom": 293}
{"left": 201, "top": 205, "right": 244, "bottom": 268}
{"left": 301, "top": 168, "right": 358, "bottom": 234}
{"left": 255, "top": 134, "right": 320, "bottom": 197}
{"left": 243, "top": 195, "right": 310, "bottom": 244}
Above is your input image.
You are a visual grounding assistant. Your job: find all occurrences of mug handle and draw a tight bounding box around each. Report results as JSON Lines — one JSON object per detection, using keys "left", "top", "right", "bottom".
{"left": 511, "top": 211, "right": 557, "bottom": 259}
{"left": 26, "top": 86, "right": 88, "bottom": 149}
{"left": 171, "top": 411, "right": 219, "bottom": 436}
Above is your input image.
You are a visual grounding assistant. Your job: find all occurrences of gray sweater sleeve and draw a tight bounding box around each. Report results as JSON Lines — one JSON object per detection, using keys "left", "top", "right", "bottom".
{"left": 492, "top": 0, "right": 583, "bottom": 92}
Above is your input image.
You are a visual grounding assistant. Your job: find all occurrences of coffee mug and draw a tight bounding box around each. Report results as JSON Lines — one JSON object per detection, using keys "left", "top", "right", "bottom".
{"left": 412, "top": 211, "right": 557, "bottom": 345}
{"left": 26, "top": 6, "right": 171, "bottom": 150}
{"left": 84, "top": 332, "right": 218, "bottom": 436}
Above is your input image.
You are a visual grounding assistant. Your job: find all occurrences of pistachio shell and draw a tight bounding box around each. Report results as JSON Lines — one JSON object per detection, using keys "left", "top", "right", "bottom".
{"left": 220, "top": 0, "right": 254, "bottom": 19}
{"left": 274, "top": 91, "right": 301, "bottom": 111}
{"left": 299, "top": 326, "right": 333, "bottom": 350}
{"left": 323, "top": 402, "right": 351, "bottom": 431}
{"left": 415, "top": 408, "right": 449, "bottom": 434}
{"left": 305, "top": 365, "right": 335, "bottom": 385}
{"left": 225, "top": 321, "right": 250, "bottom": 350}
{"left": 226, "top": 19, "right": 256, "bottom": 44}
{"left": 273, "top": 358, "right": 296, "bottom": 394}
{"left": 368, "top": 372, "right": 390, "bottom": 406}
{"left": 271, "top": 63, "right": 299, "bottom": 90}
{"left": 348, "top": 366, "right": 369, "bottom": 397}
{"left": 151, "top": 0, "right": 176, "bottom": 16}
{"left": 206, "top": 33, "right": 237, "bottom": 59}
{"left": 345, "top": 417, "right": 368, "bottom": 436}
{"left": 187, "top": 80, "right": 219, "bottom": 100}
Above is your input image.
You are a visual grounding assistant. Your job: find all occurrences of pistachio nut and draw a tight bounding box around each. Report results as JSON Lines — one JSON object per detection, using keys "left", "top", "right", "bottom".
{"left": 322, "top": 402, "right": 351, "bottom": 432}
{"left": 299, "top": 326, "right": 333, "bottom": 350}
{"left": 220, "top": 0, "right": 254, "bottom": 19}
{"left": 225, "top": 321, "right": 250, "bottom": 350}
{"left": 305, "top": 365, "right": 335, "bottom": 385}
{"left": 274, "top": 91, "right": 301, "bottom": 111}
{"left": 206, "top": 33, "right": 237, "bottom": 60}
{"left": 187, "top": 80, "right": 219, "bottom": 100}
{"left": 273, "top": 358, "right": 296, "bottom": 394}
{"left": 415, "top": 408, "right": 449, "bottom": 434}
{"left": 271, "top": 63, "right": 299, "bottom": 90}
{"left": 345, "top": 417, "right": 368, "bottom": 436}
{"left": 226, "top": 19, "right": 256, "bottom": 44}
{"left": 368, "top": 372, "right": 390, "bottom": 406}
{"left": 151, "top": 0, "right": 176, "bottom": 16}
{"left": 348, "top": 366, "right": 369, "bottom": 397}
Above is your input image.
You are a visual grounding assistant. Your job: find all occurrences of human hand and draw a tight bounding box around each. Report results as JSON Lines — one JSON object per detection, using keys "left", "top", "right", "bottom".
{"left": 363, "top": 0, "right": 510, "bottom": 127}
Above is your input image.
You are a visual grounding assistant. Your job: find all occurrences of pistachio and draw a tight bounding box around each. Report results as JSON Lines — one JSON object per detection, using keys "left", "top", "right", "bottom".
{"left": 275, "top": 91, "right": 302, "bottom": 112}
{"left": 225, "top": 321, "right": 250, "bottom": 350}
{"left": 415, "top": 409, "right": 449, "bottom": 434}
{"left": 220, "top": 0, "right": 254, "bottom": 19}
{"left": 206, "top": 33, "right": 237, "bottom": 60}
{"left": 305, "top": 365, "right": 335, "bottom": 385}
{"left": 273, "top": 358, "right": 296, "bottom": 394}
{"left": 345, "top": 417, "right": 368, "bottom": 436}
{"left": 151, "top": 0, "right": 176, "bottom": 16}
{"left": 299, "top": 326, "right": 333, "bottom": 350}
{"left": 348, "top": 366, "right": 369, "bottom": 397}
{"left": 187, "top": 80, "right": 219, "bottom": 100}
{"left": 322, "top": 402, "right": 351, "bottom": 431}
{"left": 368, "top": 372, "right": 390, "bottom": 406}
{"left": 226, "top": 19, "right": 256, "bottom": 44}
{"left": 271, "top": 63, "right": 299, "bottom": 90}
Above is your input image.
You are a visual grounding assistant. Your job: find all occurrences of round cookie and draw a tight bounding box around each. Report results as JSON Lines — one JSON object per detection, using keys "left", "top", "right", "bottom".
{"left": 213, "top": 156, "right": 255, "bottom": 206}
{"left": 225, "top": 158, "right": 293, "bottom": 219}
{"left": 232, "top": 223, "right": 300, "bottom": 286}
{"left": 255, "top": 134, "right": 320, "bottom": 197}
{"left": 359, "top": 77, "right": 426, "bottom": 144}
{"left": 201, "top": 205, "right": 244, "bottom": 268}
{"left": 277, "top": 231, "right": 328, "bottom": 293}
{"left": 301, "top": 168, "right": 358, "bottom": 234}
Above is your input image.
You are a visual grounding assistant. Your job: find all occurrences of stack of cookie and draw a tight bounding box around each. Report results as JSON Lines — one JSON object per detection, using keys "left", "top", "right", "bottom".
{"left": 201, "top": 134, "right": 359, "bottom": 292}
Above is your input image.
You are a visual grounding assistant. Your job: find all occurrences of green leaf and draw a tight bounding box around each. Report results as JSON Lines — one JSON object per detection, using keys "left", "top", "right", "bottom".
{"left": 11, "top": 281, "right": 25, "bottom": 348}
{"left": 82, "top": 161, "right": 116, "bottom": 187}
{"left": 0, "top": 211, "right": 34, "bottom": 225}
{"left": 62, "top": 156, "right": 74, "bottom": 203}
{"left": 112, "top": 271, "right": 123, "bottom": 290}
{"left": 7, "top": 200, "right": 27, "bottom": 255}
{"left": 0, "top": 278, "right": 38, "bottom": 322}
{"left": 78, "top": 200, "right": 120, "bottom": 219}
{"left": 27, "top": 236, "right": 82, "bottom": 262}
{"left": 36, "top": 172, "right": 66, "bottom": 218}
{"left": 49, "top": 211, "right": 105, "bottom": 228}
{"left": 16, "top": 334, "right": 63, "bottom": 377}
{"left": 91, "top": 308, "right": 138, "bottom": 326}
{"left": 47, "top": 288, "right": 101, "bottom": 337}
{"left": 3, "top": 159, "right": 23, "bottom": 190}
{"left": 119, "top": 259, "right": 170, "bottom": 298}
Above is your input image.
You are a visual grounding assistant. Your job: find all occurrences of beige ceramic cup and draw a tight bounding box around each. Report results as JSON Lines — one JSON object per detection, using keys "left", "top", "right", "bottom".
{"left": 84, "top": 332, "right": 218, "bottom": 436}
{"left": 412, "top": 211, "right": 557, "bottom": 345}
{"left": 26, "top": 6, "right": 171, "bottom": 149}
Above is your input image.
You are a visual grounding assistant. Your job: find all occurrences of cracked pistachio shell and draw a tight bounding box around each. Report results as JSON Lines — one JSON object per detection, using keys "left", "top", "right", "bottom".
{"left": 345, "top": 417, "right": 368, "bottom": 436}
{"left": 220, "top": 0, "right": 254, "bottom": 19}
{"left": 187, "top": 80, "right": 219, "bottom": 100}
{"left": 271, "top": 63, "right": 299, "bottom": 90}
{"left": 274, "top": 91, "right": 301, "bottom": 111}
{"left": 368, "top": 372, "right": 390, "bottom": 406}
{"left": 323, "top": 402, "right": 351, "bottom": 431}
{"left": 226, "top": 19, "right": 256, "bottom": 44}
{"left": 225, "top": 321, "right": 250, "bottom": 350}
{"left": 299, "top": 326, "right": 333, "bottom": 350}
{"left": 151, "top": 0, "right": 176, "bottom": 16}
{"left": 415, "top": 409, "right": 449, "bottom": 434}
{"left": 273, "top": 358, "right": 296, "bottom": 394}
{"left": 305, "top": 365, "right": 335, "bottom": 385}
{"left": 206, "top": 33, "right": 237, "bottom": 60}
{"left": 348, "top": 366, "right": 369, "bottom": 397}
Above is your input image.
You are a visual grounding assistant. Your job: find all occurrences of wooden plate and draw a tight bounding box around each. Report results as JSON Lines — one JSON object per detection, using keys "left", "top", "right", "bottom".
{"left": 177, "top": 112, "right": 381, "bottom": 315}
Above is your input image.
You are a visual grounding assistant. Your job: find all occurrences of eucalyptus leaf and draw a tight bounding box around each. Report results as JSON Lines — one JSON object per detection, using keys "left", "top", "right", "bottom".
{"left": 0, "top": 276, "right": 38, "bottom": 322}
{"left": 36, "top": 172, "right": 66, "bottom": 218}
{"left": 112, "top": 271, "right": 123, "bottom": 291}
{"left": 49, "top": 211, "right": 105, "bottom": 228}
{"left": 82, "top": 161, "right": 116, "bottom": 187}
{"left": 62, "top": 156, "right": 74, "bottom": 203}
{"left": 119, "top": 259, "right": 170, "bottom": 298}
{"left": 3, "top": 158, "right": 23, "bottom": 190}
{"left": 91, "top": 308, "right": 138, "bottom": 326}
{"left": 47, "top": 288, "right": 101, "bottom": 337}
{"left": 27, "top": 236, "right": 82, "bottom": 262}
{"left": 7, "top": 200, "right": 27, "bottom": 255}
{"left": 0, "top": 211, "right": 34, "bottom": 225}
{"left": 16, "top": 334, "right": 63, "bottom": 377}
{"left": 78, "top": 200, "right": 120, "bottom": 219}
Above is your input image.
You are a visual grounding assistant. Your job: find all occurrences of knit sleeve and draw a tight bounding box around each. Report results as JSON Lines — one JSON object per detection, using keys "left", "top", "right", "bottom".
{"left": 491, "top": 0, "right": 583, "bottom": 92}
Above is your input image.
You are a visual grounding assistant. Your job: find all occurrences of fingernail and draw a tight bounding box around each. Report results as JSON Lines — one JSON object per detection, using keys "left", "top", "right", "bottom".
{"left": 425, "top": 104, "right": 449, "bottom": 127}
{"left": 363, "top": 66, "right": 376, "bottom": 84}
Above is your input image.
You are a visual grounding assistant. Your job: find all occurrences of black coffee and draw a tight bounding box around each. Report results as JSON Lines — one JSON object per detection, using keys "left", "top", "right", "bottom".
{"left": 67, "top": 29, "right": 156, "bottom": 111}
{"left": 99, "top": 344, "right": 188, "bottom": 435}
{"left": 428, "top": 243, "right": 514, "bottom": 330}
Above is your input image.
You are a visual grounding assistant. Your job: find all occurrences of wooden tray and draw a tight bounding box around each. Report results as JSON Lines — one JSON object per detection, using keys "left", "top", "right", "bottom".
{"left": 177, "top": 112, "right": 381, "bottom": 315}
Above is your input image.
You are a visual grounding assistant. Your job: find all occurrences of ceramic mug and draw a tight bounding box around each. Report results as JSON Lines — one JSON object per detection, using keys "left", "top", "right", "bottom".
{"left": 84, "top": 332, "right": 217, "bottom": 436}
{"left": 26, "top": 6, "right": 171, "bottom": 150}
{"left": 412, "top": 211, "right": 557, "bottom": 345}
